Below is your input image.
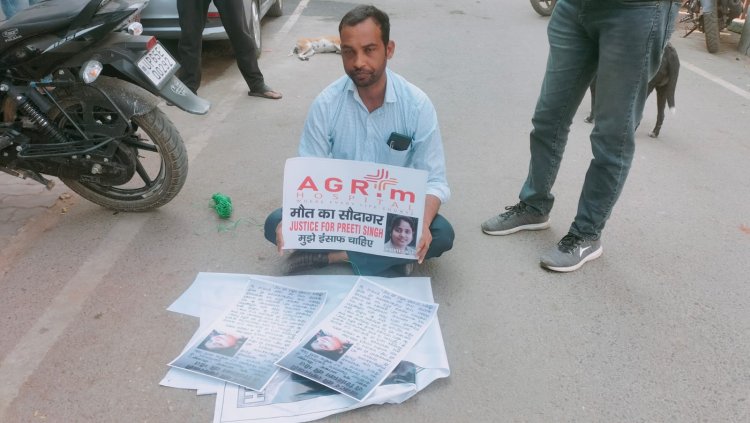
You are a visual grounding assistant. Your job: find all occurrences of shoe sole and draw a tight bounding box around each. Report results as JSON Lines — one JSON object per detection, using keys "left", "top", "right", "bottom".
{"left": 482, "top": 220, "right": 550, "bottom": 236}
{"left": 540, "top": 246, "right": 603, "bottom": 273}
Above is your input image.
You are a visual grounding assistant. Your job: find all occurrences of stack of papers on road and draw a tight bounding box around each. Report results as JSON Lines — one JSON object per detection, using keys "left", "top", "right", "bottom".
{"left": 161, "top": 272, "right": 450, "bottom": 423}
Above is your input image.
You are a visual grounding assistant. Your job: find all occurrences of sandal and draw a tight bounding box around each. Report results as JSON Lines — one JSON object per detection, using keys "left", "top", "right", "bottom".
{"left": 248, "top": 84, "right": 282, "bottom": 100}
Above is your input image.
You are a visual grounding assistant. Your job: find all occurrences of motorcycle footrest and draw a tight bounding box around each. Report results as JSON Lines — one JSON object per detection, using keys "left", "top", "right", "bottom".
{"left": 0, "top": 126, "right": 28, "bottom": 150}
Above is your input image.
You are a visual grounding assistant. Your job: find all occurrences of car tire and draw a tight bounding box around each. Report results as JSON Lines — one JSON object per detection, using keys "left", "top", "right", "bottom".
{"left": 246, "top": 0, "right": 262, "bottom": 58}
{"left": 267, "top": 0, "right": 282, "bottom": 17}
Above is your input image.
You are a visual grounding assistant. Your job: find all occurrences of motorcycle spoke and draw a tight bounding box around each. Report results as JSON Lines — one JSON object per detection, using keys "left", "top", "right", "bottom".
{"left": 123, "top": 138, "right": 158, "bottom": 153}
{"left": 134, "top": 158, "right": 154, "bottom": 187}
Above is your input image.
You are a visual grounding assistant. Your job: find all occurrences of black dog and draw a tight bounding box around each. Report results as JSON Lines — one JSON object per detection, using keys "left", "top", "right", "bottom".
{"left": 585, "top": 42, "right": 679, "bottom": 138}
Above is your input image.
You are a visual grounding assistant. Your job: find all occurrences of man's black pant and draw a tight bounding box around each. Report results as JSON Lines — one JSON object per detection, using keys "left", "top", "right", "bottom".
{"left": 176, "top": 0, "right": 265, "bottom": 93}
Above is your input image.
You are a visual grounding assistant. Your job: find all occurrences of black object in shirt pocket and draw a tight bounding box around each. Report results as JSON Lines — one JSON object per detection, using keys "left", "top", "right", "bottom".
{"left": 387, "top": 132, "right": 412, "bottom": 151}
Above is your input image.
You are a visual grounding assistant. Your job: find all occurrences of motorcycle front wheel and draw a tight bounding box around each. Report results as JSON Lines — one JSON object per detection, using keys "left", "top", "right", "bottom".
{"left": 530, "top": 0, "right": 556, "bottom": 16}
{"left": 49, "top": 80, "right": 188, "bottom": 211}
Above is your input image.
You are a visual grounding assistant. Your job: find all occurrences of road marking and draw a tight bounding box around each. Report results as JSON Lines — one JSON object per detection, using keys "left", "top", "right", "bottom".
{"left": 682, "top": 60, "right": 750, "bottom": 100}
{"left": 279, "top": 0, "right": 310, "bottom": 34}
{"left": 0, "top": 214, "right": 148, "bottom": 418}
{"left": 0, "top": 89, "right": 231, "bottom": 420}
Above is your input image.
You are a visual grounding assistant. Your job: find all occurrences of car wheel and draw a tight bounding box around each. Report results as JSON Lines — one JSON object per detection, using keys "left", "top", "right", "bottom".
{"left": 245, "top": 0, "right": 262, "bottom": 58}
{"left": 267, "top": 0, "right": 283, "bottom": 17}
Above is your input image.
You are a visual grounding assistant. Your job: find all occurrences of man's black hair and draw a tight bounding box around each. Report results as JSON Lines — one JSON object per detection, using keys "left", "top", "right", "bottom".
{"left": 338, "top": 5, "right": 390, "bottom": 46}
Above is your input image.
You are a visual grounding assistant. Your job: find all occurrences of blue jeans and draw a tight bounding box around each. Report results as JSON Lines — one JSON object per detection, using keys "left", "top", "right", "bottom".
{"left": 519, "top": 0, "right": 679, "bottom": 239}
{"left": 1, "top": 0, "right": 18, "bottom": 18}
{"left": 264, "top": 208, "right": 455, "bottom": 276}
{"left": 2, "top": 0, "right": 39, "bottom": 19}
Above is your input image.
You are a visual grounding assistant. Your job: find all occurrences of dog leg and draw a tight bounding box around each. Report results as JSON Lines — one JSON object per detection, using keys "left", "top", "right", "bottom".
{"left": 297, "top": 46, "right": 314, "bottom": 61}
{"left": 648, "top": 44, "right": 679, "bottom": 138}
{"left": 301, "top": 49, "right": 316, "bottom": 60}
{"left": 665, "top": 53, "right": 679, "bottom": 116}
{"left": 649, "top": 87, "right": 667, "bottom": 138}
{"left": 585, "top": 76, "right": 596, "bottom": 123}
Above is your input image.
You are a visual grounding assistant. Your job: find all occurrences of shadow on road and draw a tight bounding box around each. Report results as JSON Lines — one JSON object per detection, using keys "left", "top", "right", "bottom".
{"left": 160, "top": 39, "right": 236, "bottom": 88}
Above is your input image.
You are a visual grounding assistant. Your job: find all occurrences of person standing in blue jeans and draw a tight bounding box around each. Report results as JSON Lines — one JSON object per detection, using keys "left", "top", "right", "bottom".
{"left": 2, "top": 0, "right": 39, "bottom": 19}
{"left": 481, "top": 0, "right": 679, "bottom": 272}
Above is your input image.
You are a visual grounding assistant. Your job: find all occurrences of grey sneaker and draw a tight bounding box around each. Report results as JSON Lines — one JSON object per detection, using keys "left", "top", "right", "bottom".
{"left": 481, "top": 202, "right": 550, "bottom": 235}
{"left": 540, "top": 233, "right": 602, "bottom": 272}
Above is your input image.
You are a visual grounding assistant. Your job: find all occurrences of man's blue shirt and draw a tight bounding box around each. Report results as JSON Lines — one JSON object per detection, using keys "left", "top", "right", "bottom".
{"left": 299, "top": 68, "right": 450, "bottom": 204}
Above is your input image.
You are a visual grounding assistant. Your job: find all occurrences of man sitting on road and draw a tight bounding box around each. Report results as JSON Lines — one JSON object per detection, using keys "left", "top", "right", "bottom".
{"left": 263, "top": 5, "right": 454, "bottom": 276}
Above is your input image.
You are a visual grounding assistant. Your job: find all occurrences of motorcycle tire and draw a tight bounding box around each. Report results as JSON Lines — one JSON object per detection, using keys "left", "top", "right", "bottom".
{"left": 703, "top": 11, "right": 721, "bottom": 53}
{"left": 50, "top": 82, "right": 188, "bottom": 212}
{"left": 530, "top": 0, "right": 556, "bottom": 16}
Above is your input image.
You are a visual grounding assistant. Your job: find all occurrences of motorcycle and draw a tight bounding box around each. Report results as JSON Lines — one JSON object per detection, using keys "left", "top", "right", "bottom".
{"left": 0, "top": 0, "right": 210, "bottom": 211}
{"left": 681, "top": 0, "right": 744, "bottom": 53}
{"left": 530, "top": 0, "right": 556, "bottom": 16}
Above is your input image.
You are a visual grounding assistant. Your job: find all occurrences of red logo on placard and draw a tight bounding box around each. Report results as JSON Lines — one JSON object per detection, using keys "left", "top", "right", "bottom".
{"left": 363, "top": 169, "right": 398, "bottom": 192}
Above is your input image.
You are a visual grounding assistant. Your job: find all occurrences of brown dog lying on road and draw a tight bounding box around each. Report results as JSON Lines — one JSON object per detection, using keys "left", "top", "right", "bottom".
{"left": 585, "top": 42, "right": 680, "bottom": 138}
{"left": 291, "top": 36, "right": 341, "bottom": 60}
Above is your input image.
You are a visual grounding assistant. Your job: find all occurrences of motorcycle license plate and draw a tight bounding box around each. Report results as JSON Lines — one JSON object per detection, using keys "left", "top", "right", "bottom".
{"left": 137, "top": 43, "right": 177, "bottom": 88}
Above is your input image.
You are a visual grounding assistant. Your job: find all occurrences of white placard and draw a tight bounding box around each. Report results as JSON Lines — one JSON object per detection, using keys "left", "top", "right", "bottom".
{"left": 282, "top": 157, "right": 427, "bottom": 259}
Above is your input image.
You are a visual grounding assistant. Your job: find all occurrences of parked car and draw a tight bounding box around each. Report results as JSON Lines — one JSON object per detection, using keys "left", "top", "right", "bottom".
{"left": 139, "top": 0, "right": 282, "bottom": 57}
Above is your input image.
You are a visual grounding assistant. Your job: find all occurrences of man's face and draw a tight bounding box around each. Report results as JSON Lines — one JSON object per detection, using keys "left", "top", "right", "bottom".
{"left": 340, "top": 18, "right": 394, "bottom": 88}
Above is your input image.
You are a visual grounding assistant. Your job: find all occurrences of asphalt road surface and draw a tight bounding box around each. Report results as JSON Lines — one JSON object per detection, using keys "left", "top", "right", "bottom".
{"left": 1, "top": 1, "right": 749, "bottom": 422}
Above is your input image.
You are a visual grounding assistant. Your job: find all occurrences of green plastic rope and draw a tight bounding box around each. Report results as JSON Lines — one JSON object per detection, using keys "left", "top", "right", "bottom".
{"left": 211, "top": 193, "right": 233, "bottom": 219}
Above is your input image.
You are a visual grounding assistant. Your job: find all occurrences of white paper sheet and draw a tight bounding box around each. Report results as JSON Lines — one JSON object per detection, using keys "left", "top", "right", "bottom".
{"left": 162, "top": 273, "right": 450, "bottom": 423}
{"left": 276, "top": 278, "right": 437, "bottom": 401}
{"left": 170, "top": 278, "right": 326, "bottom": 391}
